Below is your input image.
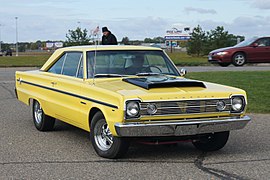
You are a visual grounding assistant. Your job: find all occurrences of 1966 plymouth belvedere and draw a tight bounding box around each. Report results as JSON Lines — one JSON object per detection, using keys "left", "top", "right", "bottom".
{"left": 15, "top": 45, "right": 251, "bottom": 158}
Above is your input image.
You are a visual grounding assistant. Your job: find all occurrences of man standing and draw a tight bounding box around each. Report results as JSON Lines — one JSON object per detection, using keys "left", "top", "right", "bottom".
{"left": 101, "top": 27, "right": 118, "bottom": 45}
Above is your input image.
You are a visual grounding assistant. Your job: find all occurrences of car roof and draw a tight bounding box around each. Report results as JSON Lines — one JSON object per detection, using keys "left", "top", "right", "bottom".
{"left": 58, "top": 45, "right": 162, "bottom": 51}
{"left": 40, "top": 45, "right": 163, "bottom": 71}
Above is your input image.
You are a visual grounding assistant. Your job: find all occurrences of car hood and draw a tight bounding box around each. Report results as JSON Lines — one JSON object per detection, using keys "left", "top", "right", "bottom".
{"left": 92, "top": 75, "right": 245, "bottom": 101}
{"left": 209, "top": 46, "right": 234, "bottom": 54}
{"left": 122, "top": 75, "right": 206, "bottom": 89}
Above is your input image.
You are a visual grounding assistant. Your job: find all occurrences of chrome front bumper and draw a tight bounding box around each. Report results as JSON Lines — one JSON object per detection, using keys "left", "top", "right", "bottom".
{"left": 115, "top": 116, "right": 251, "bottom": 137}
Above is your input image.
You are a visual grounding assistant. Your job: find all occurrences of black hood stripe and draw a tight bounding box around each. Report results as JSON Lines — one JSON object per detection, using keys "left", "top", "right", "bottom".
{"left": 123, "top": 76, "right": 206, "bottom": 90}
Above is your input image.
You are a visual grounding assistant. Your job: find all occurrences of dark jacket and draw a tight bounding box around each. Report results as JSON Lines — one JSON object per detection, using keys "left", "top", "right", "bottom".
{"left": 101, "top": 31, "right": 117, "bottom": 45}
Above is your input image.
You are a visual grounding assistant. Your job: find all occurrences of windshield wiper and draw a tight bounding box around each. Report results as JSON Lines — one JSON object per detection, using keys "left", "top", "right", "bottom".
{"left": 94, "top": 74, "right": 123, "bottom": 78}
{"left": 135, "top": 72, "right": 161, "bottom": 76}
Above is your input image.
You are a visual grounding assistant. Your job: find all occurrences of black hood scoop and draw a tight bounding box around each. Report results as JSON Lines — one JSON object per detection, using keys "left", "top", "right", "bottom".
{"left": 123, "top": 75, "right": 206, "bottom": 90}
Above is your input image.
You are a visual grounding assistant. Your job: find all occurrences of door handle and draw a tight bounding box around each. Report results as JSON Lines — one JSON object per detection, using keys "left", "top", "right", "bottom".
{"left": 80, "top": 101, "right": 87, "bottom": 105}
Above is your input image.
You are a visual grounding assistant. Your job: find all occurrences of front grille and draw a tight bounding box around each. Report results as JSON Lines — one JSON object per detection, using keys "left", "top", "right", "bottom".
{"left": 140, "top": 99, "right": 231, "bottom": 116}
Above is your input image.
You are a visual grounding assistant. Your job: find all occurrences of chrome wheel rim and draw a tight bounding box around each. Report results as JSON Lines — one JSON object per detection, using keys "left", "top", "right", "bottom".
{"left": 234, "top": 54, "right": 245, "bottom": 65}
{"left": 34, "top": 102, "right": 43, "bottom": 124}
{"left": 94, "top": 120, "right": 113, "bottom": 151}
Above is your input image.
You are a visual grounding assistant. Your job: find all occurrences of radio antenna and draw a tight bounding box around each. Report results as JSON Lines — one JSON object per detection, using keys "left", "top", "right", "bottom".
{"left": 92, "top": 26, "right": 100, "bottom": 85}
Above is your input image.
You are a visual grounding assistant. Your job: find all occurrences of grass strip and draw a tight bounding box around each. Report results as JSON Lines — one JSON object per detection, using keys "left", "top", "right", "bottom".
{"left": 188, "top": 71, "right": 270, "bottom": 113}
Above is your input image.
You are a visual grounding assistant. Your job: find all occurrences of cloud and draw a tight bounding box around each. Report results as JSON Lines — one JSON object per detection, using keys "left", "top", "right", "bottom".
{"left": 252, "top": 0, "right": 270, "bottom": 9}
{"left": 99, "top": 16, "right": 170, "bottom": 40}
{"left": 196, "top": 16, "right": 270, "bottom": 38}
{"left": 229, "top": 16, "right": 270, "bottom": 37}
{"left": 184, "top": 7, "right": 217, "bottom": 14}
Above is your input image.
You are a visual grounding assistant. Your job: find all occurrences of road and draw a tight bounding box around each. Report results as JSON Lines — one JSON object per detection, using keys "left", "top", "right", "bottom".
{"left": 184, "top": 64, "right": 270, "bottom": 72}
{"left": 0, "top": 67, "right": 270, "bottom": 179}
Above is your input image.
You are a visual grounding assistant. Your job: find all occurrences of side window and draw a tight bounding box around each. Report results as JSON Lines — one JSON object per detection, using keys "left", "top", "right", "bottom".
{"left": 48, "top": 54, "right": 66, "bottom": 74}
{"left": 266, "top": 38, "right": 270, "bottom": 46}
{"left": 257, "top": 38, "right": 268, "bottom": 47}
{"left": 48, "top": 52, "right": 83, "bottom": 78}
{"left": 62, "top": 52, "right": 82, "bottom": 77}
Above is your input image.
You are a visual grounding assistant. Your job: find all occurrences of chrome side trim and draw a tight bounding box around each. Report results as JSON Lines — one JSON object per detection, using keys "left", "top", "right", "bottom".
{"left": 115, "top": 115, "right": 251, "bottom": 137}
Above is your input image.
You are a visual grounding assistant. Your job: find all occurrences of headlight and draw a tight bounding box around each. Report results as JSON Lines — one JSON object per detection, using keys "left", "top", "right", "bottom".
{"left": 216, "top": 51, "right": 228, "bottom": 56}
{"left": 126, "top": 101, "right": 140, "bottom": 118}
{"left": 147, "top": 103, "right": 157, "bottom": 115}
{"left": 231, "top": 96, "right": 245, "bottom": 113}
{"left": 216, "top": 100, "right": 226, "bottom": 111}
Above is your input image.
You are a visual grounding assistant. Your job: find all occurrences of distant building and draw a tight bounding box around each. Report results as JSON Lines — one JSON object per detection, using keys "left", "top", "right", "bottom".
{"left": 165, "top": 27, "right": 191, "bottom": 48}
{"left": 45, "top": 41, "right": 63, "bottom": 50}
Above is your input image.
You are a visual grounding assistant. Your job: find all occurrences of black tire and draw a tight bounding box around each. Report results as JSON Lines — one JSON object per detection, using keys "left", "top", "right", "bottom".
{"left": 32, "top": 100, "right": 55, "bottom": 131}
{"left": 232, "top": 52, "right": 246, "bottom": 66}
{"left": 218, "top": 62, "right": 230, "bottom": 67}
{"left": 192, "top": 131, "right": 230, "bottom": 151}
{"left": 90, "top": 111, "right": 129, "bottom": 159}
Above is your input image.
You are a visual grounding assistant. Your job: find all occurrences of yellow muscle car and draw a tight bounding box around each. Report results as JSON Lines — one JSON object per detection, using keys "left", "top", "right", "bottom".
{"left": 15, "top": 45, "right": 251, "bottom": 158}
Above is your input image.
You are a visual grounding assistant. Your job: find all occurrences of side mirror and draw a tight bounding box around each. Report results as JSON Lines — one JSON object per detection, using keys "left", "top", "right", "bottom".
{"left": 180, "top": 68, "right": 187, "bottom": 77}
{"left": 252, "top": 43, "right": 258, "bottom": 47}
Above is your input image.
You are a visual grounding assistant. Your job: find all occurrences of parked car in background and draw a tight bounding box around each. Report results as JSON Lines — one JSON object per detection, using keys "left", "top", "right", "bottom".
{"left": 5, "top": 49, "right": 12, "bottom": 56}
{"left": 15, "top": 45, "right": 250, "bottom": 158}
{"left": 208, "top": 37, "right": 270, "bottom": 66}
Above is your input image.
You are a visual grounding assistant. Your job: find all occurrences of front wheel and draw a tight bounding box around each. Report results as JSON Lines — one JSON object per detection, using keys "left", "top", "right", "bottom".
{"left": 90, "top": 112, "right": 129, "bottom": 159}
{"left": 32, "top": 100, "right": 55, "bottom": 131}
{"left": 218, "top": 62, "right": 230, "bottom": 67}
{"left": 192, "top": 131, "right": 230, "bottom": 151}
{"left": 232, "top": 53, "right": 246, "bottom": 66}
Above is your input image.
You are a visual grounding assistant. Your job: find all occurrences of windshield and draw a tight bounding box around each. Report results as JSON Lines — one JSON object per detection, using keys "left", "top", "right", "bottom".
{"left": 234, "top": 37, "right": 258, "bottom": 47}
{"left": 86, "top": 50, "right": 180, "bottom": 78}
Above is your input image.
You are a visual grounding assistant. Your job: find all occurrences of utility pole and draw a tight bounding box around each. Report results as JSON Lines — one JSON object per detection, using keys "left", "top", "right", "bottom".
{"left": 0, "top": 24, "right": 2, "bottom": 53}
{"left": 15, "top": 17, "right": 18, "bottom": 56}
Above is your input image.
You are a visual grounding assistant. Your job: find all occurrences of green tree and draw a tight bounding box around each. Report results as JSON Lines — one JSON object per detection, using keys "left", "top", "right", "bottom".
{"left": 129, "top": 40, "right": 142, "bottom": 45}
{"left": 65, "top": 27, "right": 90, "bottom": 46}
{"left": 187, "top": 25, "right": 207, "bottom": 56}
{"left": 121, "top": 37, "right": 130, "bottom": 45}
{"left": 204, "top": 26, "right": 244, "bottom": 54}
{"left": 153, "top": 37, "right": 165, "bottom": 43}
{"left": 143, "top": 37, "right": 165, "bottom": 43}
{"left": 30, "top": 42, "right": 38, "bottom": 50}
{"left": 144, "top": 38, "right": 152, "bottom": 43}
{"left": 187, "top": 25, "right": 245, "bottom": 56}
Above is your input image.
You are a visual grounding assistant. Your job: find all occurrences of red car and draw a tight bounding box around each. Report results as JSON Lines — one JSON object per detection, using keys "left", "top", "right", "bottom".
{"left": 208, "top": 37, "right": 270, "bottom": 66}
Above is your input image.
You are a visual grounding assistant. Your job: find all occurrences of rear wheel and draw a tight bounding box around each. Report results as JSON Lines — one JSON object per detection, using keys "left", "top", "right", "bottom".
{"left": 232, "top": 52, "right": 246, "bottom": 66}
{"left": 192, "top": 131, "right": 229, "bottom": 151}
{"left": 32, "top": 100, "right": 55, "bottom": 131}
{"left": 90, "top": 112, "right": 129, "bottom": 159}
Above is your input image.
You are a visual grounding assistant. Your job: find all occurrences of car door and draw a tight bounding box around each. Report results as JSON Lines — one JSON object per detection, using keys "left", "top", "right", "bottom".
{"left": 46, "top": 51, "right": 86, "bottom": 128}
{"left": 258, "top": 38, "right": 270, "bottom": 62}
{"left": 248, "top": 38, "right": 270, "bottom": 62}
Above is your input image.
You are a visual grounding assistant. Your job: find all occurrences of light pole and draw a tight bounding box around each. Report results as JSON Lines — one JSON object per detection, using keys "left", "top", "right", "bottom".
{"left": 15, "top": 17, "right": 18, "bottom": 56}
{"left": 0, "top": 24, "right": 2, "bottom": 53}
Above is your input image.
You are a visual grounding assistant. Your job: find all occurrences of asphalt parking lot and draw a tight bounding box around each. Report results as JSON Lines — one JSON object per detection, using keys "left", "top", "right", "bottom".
{"left": 0, "top": 67, "right": 270, "bottom": 179}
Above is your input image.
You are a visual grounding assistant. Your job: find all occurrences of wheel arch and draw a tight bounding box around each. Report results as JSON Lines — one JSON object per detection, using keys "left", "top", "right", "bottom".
{"left": 28, "top": 98, "right": 34, "bottom": 106}
{"left": 88, "top": 107, "right": 103, "bottom": 129}
{"left": 28, "top": 98, "right": 49, "bottom": 116}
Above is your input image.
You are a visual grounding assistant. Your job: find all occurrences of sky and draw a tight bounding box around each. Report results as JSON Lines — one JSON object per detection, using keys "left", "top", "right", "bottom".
{"left": 1, "top": 0, "right": 270, "bottom": 43}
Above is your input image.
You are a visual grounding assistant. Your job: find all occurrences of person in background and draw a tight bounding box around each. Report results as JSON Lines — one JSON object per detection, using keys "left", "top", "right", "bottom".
{"left": 101, "top": 27, "right": 117, "bottom": 45}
